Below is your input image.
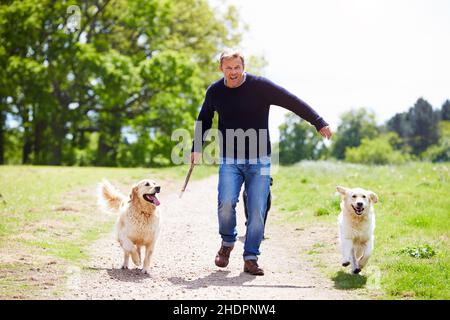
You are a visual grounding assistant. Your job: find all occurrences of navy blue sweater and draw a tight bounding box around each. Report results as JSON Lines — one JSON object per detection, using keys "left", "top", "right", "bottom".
{"left": 192, "top": 73, "right": 328, "bottom": 159}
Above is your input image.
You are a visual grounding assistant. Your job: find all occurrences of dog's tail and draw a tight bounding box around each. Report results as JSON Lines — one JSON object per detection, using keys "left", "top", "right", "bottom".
{"left": 97, "top": 179, "right": 126, "bottom": 213}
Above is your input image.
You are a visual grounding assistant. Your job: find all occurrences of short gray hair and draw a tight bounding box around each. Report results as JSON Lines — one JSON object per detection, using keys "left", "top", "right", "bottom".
{"left": 219, "top": 50, "right": 245, "bottom": 67}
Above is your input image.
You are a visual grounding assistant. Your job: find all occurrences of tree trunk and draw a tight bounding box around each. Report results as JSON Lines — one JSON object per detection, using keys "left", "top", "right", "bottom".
{"left": 22, "top": 133, "right": 33, "bottom": 164}
{"left": 32, "top": 116, "right": 45, "bottom": 164}
{"left": 0, "top": 109, "right": 5, "bottom": 164}
{"left": 95, "top": 117, "right": 121, "bottom": 166}
{"left": 50, "top": 81, "right": 71, "bottom": 165}
{"left": 20, "top": 105, "right": 33, "bottom": 164}
{"left": 96, "top": 133, "right": 113, "bottom": 166}
{"left": 50, "top": 116, "right": 65, "bottom": 165}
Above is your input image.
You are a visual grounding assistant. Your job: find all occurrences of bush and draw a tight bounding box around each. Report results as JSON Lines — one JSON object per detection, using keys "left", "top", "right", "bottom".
{"left": 421, "top": 141, "right": 450, "bottom": 162}
{"left": 345, "top": 135, "right": 410, "bottom": 165}
{"left": 421, "top": 121, "right": 450, "bottom": 162}
{"left": 398, "top": 245, "right": 436, "bottom": 259}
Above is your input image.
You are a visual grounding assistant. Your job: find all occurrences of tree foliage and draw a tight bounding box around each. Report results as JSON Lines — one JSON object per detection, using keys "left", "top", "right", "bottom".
{"left": 421, "top": 121, "right": 450, "bottom": 162}
{"left": 345, "top": 133, "right": 410, "bottom": 165}
{"left": 0, "top": 0, "right": 246, "bottom": 166}
{"left": 441, "top": 100, "right": 450, "bottom": 121}
{"left": 277, "top": 99, "right": 449, "bottom": 164}
{"left": 331, "top": 108, "right": 378, "bottom": 159}
{"left": 278, "top": 113, "right": 328, "bottom": 165}
{"left": 387, "top": 98, "right": 440, "bottom": 156}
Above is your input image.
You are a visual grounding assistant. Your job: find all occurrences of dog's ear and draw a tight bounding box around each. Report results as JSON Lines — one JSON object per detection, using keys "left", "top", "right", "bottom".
{"left": 368, "top": 191, "right": 378, "bottom": 204}
{"left": 130, "top": 185, "right": 139, "bottom": 201}
{"left": 336, "top": 186, "right": 348, "bottom": 195}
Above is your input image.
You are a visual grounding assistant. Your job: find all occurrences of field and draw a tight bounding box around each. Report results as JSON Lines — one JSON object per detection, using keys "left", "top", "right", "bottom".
{"left": 0, "top": 164, "right": 216, "bottom": 298}
{"left": 0, "top": 162, "right": 448, "bottom": 299}
{"left": 271, "top": 161, "right": 450, "bottom": 299}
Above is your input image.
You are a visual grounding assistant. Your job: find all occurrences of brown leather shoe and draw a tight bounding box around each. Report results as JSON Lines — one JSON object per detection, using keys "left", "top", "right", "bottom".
{"left": 244, "top": 260, "right": 264, "bottom": 276}
{"left": 215, "top": 245, "right": 233, "bottom": 267}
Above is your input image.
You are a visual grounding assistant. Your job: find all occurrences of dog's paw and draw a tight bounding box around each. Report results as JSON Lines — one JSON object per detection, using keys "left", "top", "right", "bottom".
{"left": 132, "top": 259, "right": 141, "bottom": 267}
{"left": 141, "top": 269, "right": 150, "bottom": 275}
{"left": 352, "top": 268, "right": 361, "bottom": 274}
{"left": 342, "top": 262, "right": 350, "bottom": 267}
{"left": 121, "top": 265, "right": 129, "bottom": 269}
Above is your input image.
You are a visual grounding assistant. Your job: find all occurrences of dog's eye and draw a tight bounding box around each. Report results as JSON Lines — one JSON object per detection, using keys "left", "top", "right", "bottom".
{"left": 145, "top": 182, "right": 150, "bottom": 186}
{"left": 362, "top": 195, "right": 366, "bottom": 198}
{"left": 352, "top": 195, "right": 357, "bottom": 198}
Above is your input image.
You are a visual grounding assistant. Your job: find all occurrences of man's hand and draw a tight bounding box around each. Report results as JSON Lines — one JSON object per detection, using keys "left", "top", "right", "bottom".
{"left": 190, "top": 152, "right": 201, "bottom": 164}
{"left": 319, "top": 126, "right": 332, "bottom": 140}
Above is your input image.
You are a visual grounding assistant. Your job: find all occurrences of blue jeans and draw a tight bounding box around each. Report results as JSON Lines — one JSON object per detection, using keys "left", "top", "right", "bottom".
{"left": 217, "top": 156, "right": 271, "bottom": 261}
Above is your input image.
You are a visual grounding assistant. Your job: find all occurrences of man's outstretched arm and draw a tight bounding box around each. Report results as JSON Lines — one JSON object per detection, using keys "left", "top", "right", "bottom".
{"left": 262, "top": 77, "right": 332, "bottom": 139}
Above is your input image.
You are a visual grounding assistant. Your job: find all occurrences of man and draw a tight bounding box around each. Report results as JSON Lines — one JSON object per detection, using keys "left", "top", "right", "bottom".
{"left": 191, "top": 50, "right": 332, "bottom": 275}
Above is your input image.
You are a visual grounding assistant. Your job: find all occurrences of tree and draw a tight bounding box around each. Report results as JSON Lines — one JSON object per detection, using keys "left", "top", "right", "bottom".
{"left": 407, "top": 98, "right": 440, "bottom": 155}
{"left": 387, "top": 112, "right": 409, "bottom": 140}
{"left": 0, "top": 102, "right": 5, "bottom": 164}
{"left": 386, "top": 98, "right": 443, "bottom": 155}
{"left": 278, "top": 113, "right": 327, "bottom": 165}
{"left": 0, "top": 0, "right": 247, "bottom": 166}
{"left": 331, "top": 108, "right": 378, "bottom": 159}
{"left": 421, "top": 121, "right": 450, "bottom": 162}
{"left": 345, "top": 133, "right": 409, "bottom": 165}
{"left": 441, "top": 100, "right": 450, "bottom": 121}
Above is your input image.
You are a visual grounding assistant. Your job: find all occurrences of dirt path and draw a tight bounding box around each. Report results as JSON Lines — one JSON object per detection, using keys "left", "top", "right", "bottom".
{"left": 63, "top": 175, "right": 363, "bottom": 300}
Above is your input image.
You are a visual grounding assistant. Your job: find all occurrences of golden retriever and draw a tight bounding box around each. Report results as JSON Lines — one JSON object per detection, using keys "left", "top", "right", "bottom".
{"left": 336, "top": 186, "right": 378, "bottom": 274}
{"left": 98, "top": 179, "right": 161, "bottom": 274}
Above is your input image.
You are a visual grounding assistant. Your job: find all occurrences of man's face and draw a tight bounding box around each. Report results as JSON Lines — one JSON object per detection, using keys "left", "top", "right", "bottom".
{"left": 220, "top": 57, "right": 244, "bottom": 88}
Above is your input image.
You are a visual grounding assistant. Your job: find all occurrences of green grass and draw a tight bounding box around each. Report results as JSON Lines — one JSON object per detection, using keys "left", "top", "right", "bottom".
{"left": 1, "top": 162, "right": 448, "bottom": 299}
{"left": 0, "top": 164, "right": 217, "bottom": 298}
{"left": 332, "top": 271, "right": 368, "bottom": 289}
{"left": 271, "top": 160, "right": 450, "bottom": 299}
{"left": 0, "top": 165, "right": 217, "bottom": 238}
{"left": 0, "top": 263, "right": 35, "bottom": 298}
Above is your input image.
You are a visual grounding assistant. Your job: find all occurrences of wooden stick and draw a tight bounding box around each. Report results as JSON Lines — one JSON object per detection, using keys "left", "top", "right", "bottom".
{"left": 179, "top": 163, "right": 195, "bottom": 198}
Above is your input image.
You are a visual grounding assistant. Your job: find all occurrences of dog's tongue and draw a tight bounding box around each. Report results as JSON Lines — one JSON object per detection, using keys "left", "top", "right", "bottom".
{"left": 148, "top": 195, "right": 160, "bottom": 206}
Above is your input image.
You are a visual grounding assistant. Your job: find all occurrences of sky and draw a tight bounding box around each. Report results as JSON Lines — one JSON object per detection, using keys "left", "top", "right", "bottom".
{"left": 216, "top": 0, "right": 450, "bottom": 141}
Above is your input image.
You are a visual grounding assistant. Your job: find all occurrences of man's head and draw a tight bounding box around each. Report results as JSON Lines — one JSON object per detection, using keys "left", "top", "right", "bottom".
{"left": 219, "top": 50, "right": 245, "bottom": 88}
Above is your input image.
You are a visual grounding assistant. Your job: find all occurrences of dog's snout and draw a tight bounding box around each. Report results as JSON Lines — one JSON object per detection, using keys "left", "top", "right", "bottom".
{"left": 356, "top": 202, "right": 363, "bottom": 207}
{"left": 155, "top": 186, "right": 161, "bottom": 193}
